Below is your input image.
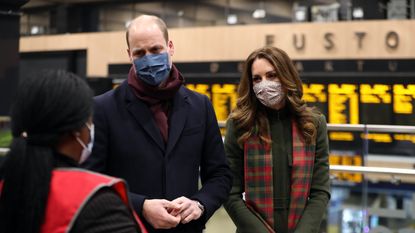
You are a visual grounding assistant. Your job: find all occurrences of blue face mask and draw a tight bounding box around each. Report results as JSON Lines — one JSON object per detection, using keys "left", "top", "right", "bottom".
{"left": 133, "top": 52, "right": 171, "bottom": 86}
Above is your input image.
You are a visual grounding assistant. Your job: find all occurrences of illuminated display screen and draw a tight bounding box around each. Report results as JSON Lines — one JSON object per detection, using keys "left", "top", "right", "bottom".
{"left": 185, "top": 82, "right": 415, "bottom": 158}
{"left": 185, "top": 83, "right": 415, "bottom": 126}
{"left": 107, "top": 60, "right": 415, "bottom": 175}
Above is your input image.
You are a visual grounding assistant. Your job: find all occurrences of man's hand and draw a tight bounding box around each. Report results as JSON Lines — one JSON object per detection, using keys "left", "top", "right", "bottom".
{"left": 142, "top": 199, "right": 181, "bottom": 229}
{"left": 171, "top": 196, "right": 204, "bottom": 224}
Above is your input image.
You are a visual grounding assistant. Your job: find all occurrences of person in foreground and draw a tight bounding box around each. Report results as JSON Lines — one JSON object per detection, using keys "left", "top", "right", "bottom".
{"left": 0, "top": 70, "right": 147, "bottom": 233}
{"left": 224, "top": 46, "right": 330, "bottom": 233}
{"left": 82, "top": 15, "right": 232, "bottom": 233}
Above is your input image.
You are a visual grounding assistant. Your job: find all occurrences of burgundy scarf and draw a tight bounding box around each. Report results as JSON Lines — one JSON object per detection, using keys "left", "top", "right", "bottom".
{"left": 127, "top": 64, "right": 183, "bottom": 143}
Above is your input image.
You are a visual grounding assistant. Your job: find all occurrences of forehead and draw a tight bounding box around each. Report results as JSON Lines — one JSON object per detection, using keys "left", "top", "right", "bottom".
{"left": 128, "top": 23, "right": 166, "bottom": 48}
{"left": 251, "top": 58, "right": 275, "bottom": 74}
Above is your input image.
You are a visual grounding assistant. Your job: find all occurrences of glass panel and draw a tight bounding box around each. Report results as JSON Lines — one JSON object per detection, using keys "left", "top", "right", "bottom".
{"left": 328, "top": 174, "right": 415, "bottom": 233}
{"left": 327, "top": 126, "right": 415, "bottom": 233}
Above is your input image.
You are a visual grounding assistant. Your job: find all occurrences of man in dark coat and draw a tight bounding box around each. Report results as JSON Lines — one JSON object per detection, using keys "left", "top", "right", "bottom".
{"left": 82, "top": 15, "right": 232, "bottom": 233}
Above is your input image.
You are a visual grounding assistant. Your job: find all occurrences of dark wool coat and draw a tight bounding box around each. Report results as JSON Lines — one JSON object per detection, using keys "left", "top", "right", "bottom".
{"left": 83, "top": 80, "right": 232, "bottom": 233}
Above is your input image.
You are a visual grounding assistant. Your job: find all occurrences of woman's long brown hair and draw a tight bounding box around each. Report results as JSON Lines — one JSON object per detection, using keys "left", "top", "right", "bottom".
{"left": 229, "top": 46, "right": 319, "bottom": 145}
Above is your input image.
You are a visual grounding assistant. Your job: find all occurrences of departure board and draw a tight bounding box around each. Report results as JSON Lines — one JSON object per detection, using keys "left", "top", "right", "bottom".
{"left": 302, "top": 83, "right": 327, "bottom": 115}
{"left": 110, "top": 60, "right": 415, "bottom": 128}
{"left": 360, "top": 84, "right": 392, "bottom": 125}
{"left": 185, "top": 81, "right": 415, "bottom": 157}
{"left": 107, "top": 60, "right": 415, "bottom": 178}
{"left": 394, "top": 84, "right": 415, "bottom": 125}
{"left": 328, "top": 84, "right": 359, "bottom": 124}
{"left": 185, "top": 82, "right": 415, "bottom": 126}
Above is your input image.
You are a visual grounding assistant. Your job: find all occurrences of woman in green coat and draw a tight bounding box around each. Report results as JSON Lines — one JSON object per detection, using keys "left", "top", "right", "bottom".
{"left": 224, "top": 46, "right": 330, "bottom": 233}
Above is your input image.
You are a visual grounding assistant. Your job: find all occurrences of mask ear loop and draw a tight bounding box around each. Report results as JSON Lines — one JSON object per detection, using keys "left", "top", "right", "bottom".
{"left": 84, "top": 123, "right": 94, "bottom": 144}
{"left": 85, "top": 123, "right": 92, "bottom": 131}
{"left": 74, "top": 131, "right": 87, "bottom": 150}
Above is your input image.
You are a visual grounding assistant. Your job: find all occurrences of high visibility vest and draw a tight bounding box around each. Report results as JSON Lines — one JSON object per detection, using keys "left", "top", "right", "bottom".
{"left": 0, "top": 168, "right": 147, "bottom": 233}
{"left": 39, "top": 168, "right": 147, "bottom": 233}
{"left": 42, "top": 168, "right": 148, "bottom": 233}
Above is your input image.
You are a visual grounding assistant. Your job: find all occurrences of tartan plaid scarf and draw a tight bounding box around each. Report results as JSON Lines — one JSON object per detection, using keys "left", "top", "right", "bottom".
{"left": 244, "top": 120, "right": 315, "bottom": 232}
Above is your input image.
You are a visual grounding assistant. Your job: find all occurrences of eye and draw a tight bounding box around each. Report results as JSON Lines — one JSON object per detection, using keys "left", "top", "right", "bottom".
{"left": 132, "top": 50, "right": 145, "bottom": 59}
{"left": 252, "top": 75, "right": 262, "bottom": 83}
{"left": 150, "top": 45, "right": 164, "bottom": 54}
{"left": 266, "top": 71, "right": 278, "bottom": 80}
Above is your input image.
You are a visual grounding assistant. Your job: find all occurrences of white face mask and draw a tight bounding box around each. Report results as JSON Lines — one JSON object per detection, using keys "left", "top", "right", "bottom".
{"left": 75, "top": 123, "right": 94, "bottom": 164}
{"left": 253, "top": 79, "right": 286, "bottom": 110}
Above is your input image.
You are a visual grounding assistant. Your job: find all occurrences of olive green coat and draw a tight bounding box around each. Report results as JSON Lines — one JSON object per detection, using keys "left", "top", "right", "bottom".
{"left": 224, "top": 107, "right": 330, "bottom": 233}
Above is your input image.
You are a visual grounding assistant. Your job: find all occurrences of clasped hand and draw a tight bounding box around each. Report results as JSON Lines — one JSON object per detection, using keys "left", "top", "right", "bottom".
{"left": 142, "top": 196, "right": 203, "bottom": 229}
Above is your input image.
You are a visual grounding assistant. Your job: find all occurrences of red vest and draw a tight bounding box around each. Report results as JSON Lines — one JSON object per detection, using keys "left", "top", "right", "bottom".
{"left": 39, "top": 168, "right": 147, "bottom": 233}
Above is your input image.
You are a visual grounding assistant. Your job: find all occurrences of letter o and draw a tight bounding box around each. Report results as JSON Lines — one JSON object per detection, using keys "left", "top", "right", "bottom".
{"left": 385, "top": 31, "right": 399, "bottom": 49}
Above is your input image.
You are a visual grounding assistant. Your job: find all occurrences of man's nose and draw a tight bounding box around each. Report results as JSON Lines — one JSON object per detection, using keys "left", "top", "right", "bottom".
{"left": 145, "top": 50, "right": 154, "bottom": 55}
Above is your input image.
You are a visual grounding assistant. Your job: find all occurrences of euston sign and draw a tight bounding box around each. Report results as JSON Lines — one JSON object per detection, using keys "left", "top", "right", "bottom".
{"left": 265, "top": 31, "right": 400, "bottom": 51}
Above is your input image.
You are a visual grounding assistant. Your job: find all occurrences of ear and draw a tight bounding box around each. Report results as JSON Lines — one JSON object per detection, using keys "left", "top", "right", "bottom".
{"left": 127, "top": 48, "right": 133, "bottom": 63}
{"left": 168, "top": 40, "right": 174, "bottom": 56}
{"left": 73, "top": 131, "right": 81, "bottom": 138}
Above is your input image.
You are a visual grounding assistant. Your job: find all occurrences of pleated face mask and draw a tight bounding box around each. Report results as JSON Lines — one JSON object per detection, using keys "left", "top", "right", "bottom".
{"left": 133, "top": 52, "right": 171, "bottom": 86}
{"left": 253, "top": 79, "right": 286, "bottom": 109}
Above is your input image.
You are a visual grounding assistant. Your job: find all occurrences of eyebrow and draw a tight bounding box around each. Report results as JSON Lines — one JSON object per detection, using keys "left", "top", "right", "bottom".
{"left": 131, "top": 48, "right": 144, "bottom": 54}
{"left": 131, "top": 44, "right": 163, "bottom": 54}
{"left": 265, "top": 70, "right": 277, "bottom": 75}
{"left": 252, "top": 70, "right": 276, "bottom": 77}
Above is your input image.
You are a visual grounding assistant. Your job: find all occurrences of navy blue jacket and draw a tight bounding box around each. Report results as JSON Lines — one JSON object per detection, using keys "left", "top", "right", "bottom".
{"left": 83, "top": 80, "right": 232, "bottom": 233}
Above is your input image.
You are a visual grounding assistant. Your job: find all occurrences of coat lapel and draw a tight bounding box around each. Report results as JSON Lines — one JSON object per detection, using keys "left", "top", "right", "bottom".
{"left": 123, "top": 82, "right": 165, "bottom": 152}
{"left": 166, "top": 87, "right": 188, "bottom": 156}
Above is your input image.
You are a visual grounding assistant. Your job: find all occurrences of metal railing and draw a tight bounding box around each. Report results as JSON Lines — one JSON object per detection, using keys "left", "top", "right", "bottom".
{"left": 326, "top": 123, "right": 415, "bottom": 133}
{"left": 218, "top": 121, "right": 415, "bottom": 133}
{"left": 0, "top": 148, "right": 9, "bottom": 155}
{"left": 330, "top": 165, "right": 415, "bottom": 176}
{"left": 1, "top": 122, "right": 415, "bottom": 156}
{"left": 0, "top": 145, "right": 412, "bottom": 176}
{"left": 217, "top": 121, "right": 415, "bottom": 177}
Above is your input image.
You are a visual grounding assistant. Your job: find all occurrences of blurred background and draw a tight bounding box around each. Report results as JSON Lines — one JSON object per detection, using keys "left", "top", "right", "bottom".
{"left": 1, "top": 0, "right": 415, "bottom": 232}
